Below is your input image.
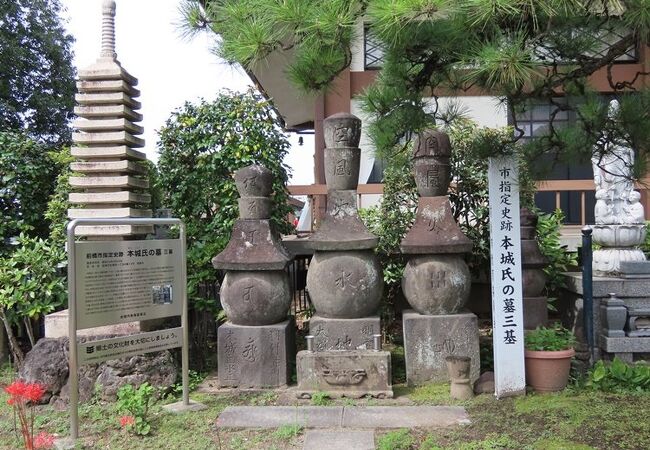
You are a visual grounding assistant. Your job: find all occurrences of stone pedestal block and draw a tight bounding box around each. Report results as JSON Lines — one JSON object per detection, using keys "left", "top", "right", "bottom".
{"left": 523, "top": 297, "right": 548, "bottom": 330}
{"left": 296, "top": 350, "right": 393, "bottom": 398}
{"left": 217, "top": 320, "right": 294, "bottom": 388}
{"left": 402, "top": 310, "right": 480, "bottom": 386}
{"left": 309, "top": 315, "right": 380, "bottom": 351}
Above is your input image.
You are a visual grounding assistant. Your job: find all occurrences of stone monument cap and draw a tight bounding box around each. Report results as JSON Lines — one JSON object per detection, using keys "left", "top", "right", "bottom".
{"left": 413, "top": 129, "right": 451, "bottom": 159}
{"left": 234, "top": 165, "right": 273, "bottom": 198}
{"left": 324, "top": 113, "right": 361, "bottom": 149}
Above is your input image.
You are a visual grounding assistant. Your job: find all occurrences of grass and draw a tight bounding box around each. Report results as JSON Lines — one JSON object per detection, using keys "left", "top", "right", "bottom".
{"left": 1, "top": 361, "right": 649, "bottom": 450}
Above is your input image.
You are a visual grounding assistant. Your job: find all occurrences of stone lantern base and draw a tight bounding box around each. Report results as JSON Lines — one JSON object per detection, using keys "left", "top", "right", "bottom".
{"left": 217, "top": 319, "right": 294, "bottom": 388}
{"left": 402, "top": 310, "right": 480, "bottom": 386}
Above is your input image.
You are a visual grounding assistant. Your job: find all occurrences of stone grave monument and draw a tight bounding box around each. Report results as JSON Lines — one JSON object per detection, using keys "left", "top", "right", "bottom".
{"left": 296, "top": 113, "right": 392, "bottom": 398}
{"left": 45, "top": 0, "right": 152, "bottom": 338}
{"left": 562, "top": 99, "right": 650, "bottom": 363}
{"left": 213, "top": 165, "right": 294, "bottom": 388}
{"left": 520, "top": 208, "right": 549, "bottom": 329}
{"left": 400, "top": 129, "right": 480, "bottom": 386}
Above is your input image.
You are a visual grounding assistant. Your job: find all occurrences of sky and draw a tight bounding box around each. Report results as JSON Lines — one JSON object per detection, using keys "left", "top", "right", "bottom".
{"left": 60, "top": 0, "right": 314, "bottom": 185}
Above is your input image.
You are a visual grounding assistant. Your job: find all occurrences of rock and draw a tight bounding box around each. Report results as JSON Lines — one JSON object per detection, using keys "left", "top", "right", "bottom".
{"left": 19, "top": 338, "right": 69, "bottom": 403}
{"left": 19, "top": 337, "right": 178, "bottom": 407}
{"left": 474, "top": 371, "right": 495, "bottom": 394}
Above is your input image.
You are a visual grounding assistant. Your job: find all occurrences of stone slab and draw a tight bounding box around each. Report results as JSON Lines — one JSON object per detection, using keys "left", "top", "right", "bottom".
{"left": 619, "top": 261, "right": 650, "bottom": 275}
{"left": 309, "top": 315, "right": 380, "bottom": 351}
{"left": 162, "top": 399, "right": 208, "bottom": 414}
{"left": 73, "top": 131, "right": 145, "bottom": 148}
{"left": 216, "top": 406, "right": 343, "bottom": 428}
{"left": 69, "top": 191, "right": 151, "bottom": 205}
{"left": 74, "top": 105, "right": 143, "bottom": 122}
{"left": 563, "top": 273, "right": 650, "bottom": 298}
{"left": 296, "top": 350, "right": 392, "bottom": 398}
{"left": 76, "top": 79, "right": 140, "bottom": 96}
{"left": 69, "top": 175, "right": 148, "bottom": 189}
{"left": 523, "top": 296, "right": 548, "bottom": 330}
{"left": 403, "top": 310, "right": 480, "bottom": 386}
{"left": 599, "top": 335, "right": 650, "bottom": 353}
{"left": 44, "top": 309, "right": 141, "bottom": 338}
{"left": 71, "top": 145, "right": 145, "bottom": 161}
{"left": 217, "top": 320, "right": 294, "bottom": 388}
{"left": 68, "top": 208, "right": 152, "bottom": 219}
{"left": 303, "top": 430, "right": 374, "bottom": 450}
{"left": 75, "top": 92, "right": 141, "bottom": 109}
{"left": 73, "top": 118, "right": 143, "bottom": 135}
{"left": 78, "top": 60, "right": 138, "bottom": 85}
{"left": 215, "top": 406, "right": 469, "bottom": 429}
{"left": 71, "top": 160, "right": 147, "bottom": 174}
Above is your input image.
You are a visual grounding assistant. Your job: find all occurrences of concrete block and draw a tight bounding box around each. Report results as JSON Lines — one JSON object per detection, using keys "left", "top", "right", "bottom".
{"left": 403, "top": 310, "right": 480, "bottom": 386}
{"left": 72, "top": 131, "right": 144, "bottom": 148}
{"left": 71, "top": 145, "right": 145, "bottom": 161}
{"left": 69, "top": 176, "right": 148, "bottom": 189}
{"left": 73, "top": 118, "right": 143, "bottom": 135}
{"left": 309, "top": 315, "right": 380, "bottom": 351}
{"left": 71, "top": 160, "right": 146, "bottom": 174}
{"left": 45, "top": 309, "right": 142, "bottom": 338}
{"left": 69, "top": 191, "right": 151, "bottom": 205}
{"left": 296, "top": 350, "right": 393, "bottom": 398}
{"left": 217, "top": 320, "right": 294, "bottom": 388}
{"left": 74, "top": 105, "right": 143, "bottom": 122}
{"left": 75, "top": 92, "right": 141, "bottom": 109}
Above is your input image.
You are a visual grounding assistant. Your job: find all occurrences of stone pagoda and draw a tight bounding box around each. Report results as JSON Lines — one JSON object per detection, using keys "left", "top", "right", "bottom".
{"left": 297, "top": 113, "right": 392, "bottom": 398}
{"left": 68, "top": 0, "right": 151, "bottom": 237}
{"left": 520, "top": 208, "right": 549, "bottom": 330}
{"left": 213, "top": 165, "right": 294, "bottom": 388}
{"left": 400, "top": 129, "right": 480, "bottom": 386}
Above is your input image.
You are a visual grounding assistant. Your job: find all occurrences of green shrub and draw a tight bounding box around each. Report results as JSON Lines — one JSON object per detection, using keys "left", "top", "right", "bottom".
{"left": 116, "top": 383, "right": 155, "bottom": 436}
{"left": 525, "top": 324, "right": 576, "bottom": 351}
{"left": 586, "top": 357, "right": 650, "bottom": 392}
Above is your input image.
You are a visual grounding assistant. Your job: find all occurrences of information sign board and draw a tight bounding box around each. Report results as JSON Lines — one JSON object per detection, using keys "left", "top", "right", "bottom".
{"left": 488, "top": 157, "right": 526, "bottom": 398}
{"left": 75, "top": 239, "right": 182, "bottom": 329}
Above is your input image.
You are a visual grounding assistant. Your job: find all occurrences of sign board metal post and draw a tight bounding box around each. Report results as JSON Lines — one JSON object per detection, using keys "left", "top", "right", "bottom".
{"left": 488, "top": 157, "right": 527, "bottom": 398}
{"left": 64, "top": 218, "right": 205, "bottom": 446}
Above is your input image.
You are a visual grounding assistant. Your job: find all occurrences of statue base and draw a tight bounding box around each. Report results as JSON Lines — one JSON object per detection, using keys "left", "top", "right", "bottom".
{"left": 593, "top": 248, "right": 646, "bottom": 276}
{"left": 295, "top": 349, "right": 393, "bottom": 399}
{"left": 217, "top": 319, "right": 294, "bottom": 388}
{"left": 402, "top": 310, "right": 480, "bottom": 386}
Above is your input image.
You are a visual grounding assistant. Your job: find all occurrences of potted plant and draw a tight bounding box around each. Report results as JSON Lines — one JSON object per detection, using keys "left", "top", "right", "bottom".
{"left": 525, "top": 324, "right": 576, "bottom": 392}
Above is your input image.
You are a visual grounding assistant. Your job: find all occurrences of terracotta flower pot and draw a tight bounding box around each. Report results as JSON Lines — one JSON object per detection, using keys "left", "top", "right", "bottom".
{"left": 524, "top": 348, "right": 575, "bottom": 392}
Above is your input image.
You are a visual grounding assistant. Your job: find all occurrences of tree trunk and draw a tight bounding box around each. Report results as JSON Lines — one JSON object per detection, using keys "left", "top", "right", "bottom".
{"left": 0, "top": 309, "right": 24, "bottom": 367}
{"left": 23, "top": 317, "right": 35, "bottom": 348}
{"left": 0, "top": 326, "right": 8, "bottom": 364}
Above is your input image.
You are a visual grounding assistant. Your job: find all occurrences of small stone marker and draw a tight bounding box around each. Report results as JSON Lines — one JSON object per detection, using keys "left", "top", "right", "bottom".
{"left": 488, "top": 156, "right": 525, "bottom": 398}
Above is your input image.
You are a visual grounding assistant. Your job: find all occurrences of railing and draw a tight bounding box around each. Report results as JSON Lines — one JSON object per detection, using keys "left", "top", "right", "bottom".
{"left": 289, "top": 180, "right": 650, "bottom": 228}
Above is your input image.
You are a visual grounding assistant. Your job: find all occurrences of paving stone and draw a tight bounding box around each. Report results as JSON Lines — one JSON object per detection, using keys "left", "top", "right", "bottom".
{"left": 303, "top": 430, "right": 374, "bottom": 450}
{"left": 216, "top": 406, "right": 343, "bottom": 428}
{"left": 342, "top": 406, "right": 469, "bottom": 428}
{"left": 215, "top": 406, "right": 469, "bottom": 429}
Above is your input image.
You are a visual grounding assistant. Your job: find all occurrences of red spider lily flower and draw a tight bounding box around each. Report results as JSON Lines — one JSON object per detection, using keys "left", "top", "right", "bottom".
{"left": 4, "top": 380, "right": 46, "bottom": 404}
{"left": 119, "top": 415, "right": 136, "bottom": 427}
{"left": 33, "top": 431, "right": 55, "bottom": 449}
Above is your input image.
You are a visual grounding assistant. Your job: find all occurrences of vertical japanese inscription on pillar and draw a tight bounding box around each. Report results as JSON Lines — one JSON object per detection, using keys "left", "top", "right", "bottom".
{"left": 488, "top": 156, "right": 525, "bottom": 398}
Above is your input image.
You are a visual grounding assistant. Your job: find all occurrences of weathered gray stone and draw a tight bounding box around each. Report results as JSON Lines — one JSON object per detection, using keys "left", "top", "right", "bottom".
{"left": 296, "top": 350, "right": 392, "bottom": 398}
{"left": 473, "top": 371, "right": 495, "bottom": 394}
{"left": 626, "top": 307, "right": 650, "bottom": 337}
{"left": 324, "top": 147, "right": 361, "bottom": 190}
{"left": 412, "top": 129, "right": 452, "bottom": 197}
{"left": 400, "top": 197, "right": 472, "bottom": 254}
{"left": 215, "top": 405, "right": 470, "bottom": 429}
{"left": 212, "top": 220, "right": 291, "bottom": 271}
{"left": 306, "top": 250, "right": 383, "bottom": 319}
{"left": 599, "top": 335, "right": 650, "bottom": 353}
{"left": 237, "top": 197, "right": 272, "bottom": 220}
{"left": 161, "top": 399, "right": 208, "bottom": 414}
{"left": 308, "top": 190, "right": 379, "bottom": 250}
{"left": 600, "top": 293, "right": 627, "bottom": 337}
{"left": 220, "top": 270, "right": 291, "bottom": 326}
{"left": 523, "top": 296, "right": 548, "bottom": 330}
{"left": 303, "top": 430, "right": 375, "bottom": 450}
{"left": 403, "top": 310, "right": 480, "bottom": 386}
{"left": 217, "top": 320, "right": 294, "bottom": 388}
{"left": 309, "top": 315, "right": 380, "bottom": 351}
{"left": 19, "top": 337, "right": 177, "bottom": 407}
{"left": 401, "top": 255, "right": 471, "bottom": 315}
{"left": 620, "top": 260, "right": 650, "bottom": 275}
{"left": 233, "top": 165, "right": 273, "bottom": 198}
{"left": 323, "top": 113, "right": 361, "bottom": 149}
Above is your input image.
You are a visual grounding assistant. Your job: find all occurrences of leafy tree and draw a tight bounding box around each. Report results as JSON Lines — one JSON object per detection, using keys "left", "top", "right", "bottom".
{"left": 157, "top": 89, "right": 293, "bottom": 313}
{"left": 0, "top": 132, "right": 61, "bottom": 253}
{"left": 183, "top": 0, "right": 650, "bottom": 173}
{"left": 0, "top": 0, "right": 76, "bottom": 145}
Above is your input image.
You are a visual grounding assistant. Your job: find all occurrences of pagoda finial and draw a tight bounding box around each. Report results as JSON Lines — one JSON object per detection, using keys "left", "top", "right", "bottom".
{"left": 100, "top": 0, "right": 116, "bottom": 59}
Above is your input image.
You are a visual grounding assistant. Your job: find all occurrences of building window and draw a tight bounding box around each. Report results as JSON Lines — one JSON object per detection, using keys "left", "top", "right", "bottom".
{"left": 364, "top": 25, "right": 384, "bottom": 70}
